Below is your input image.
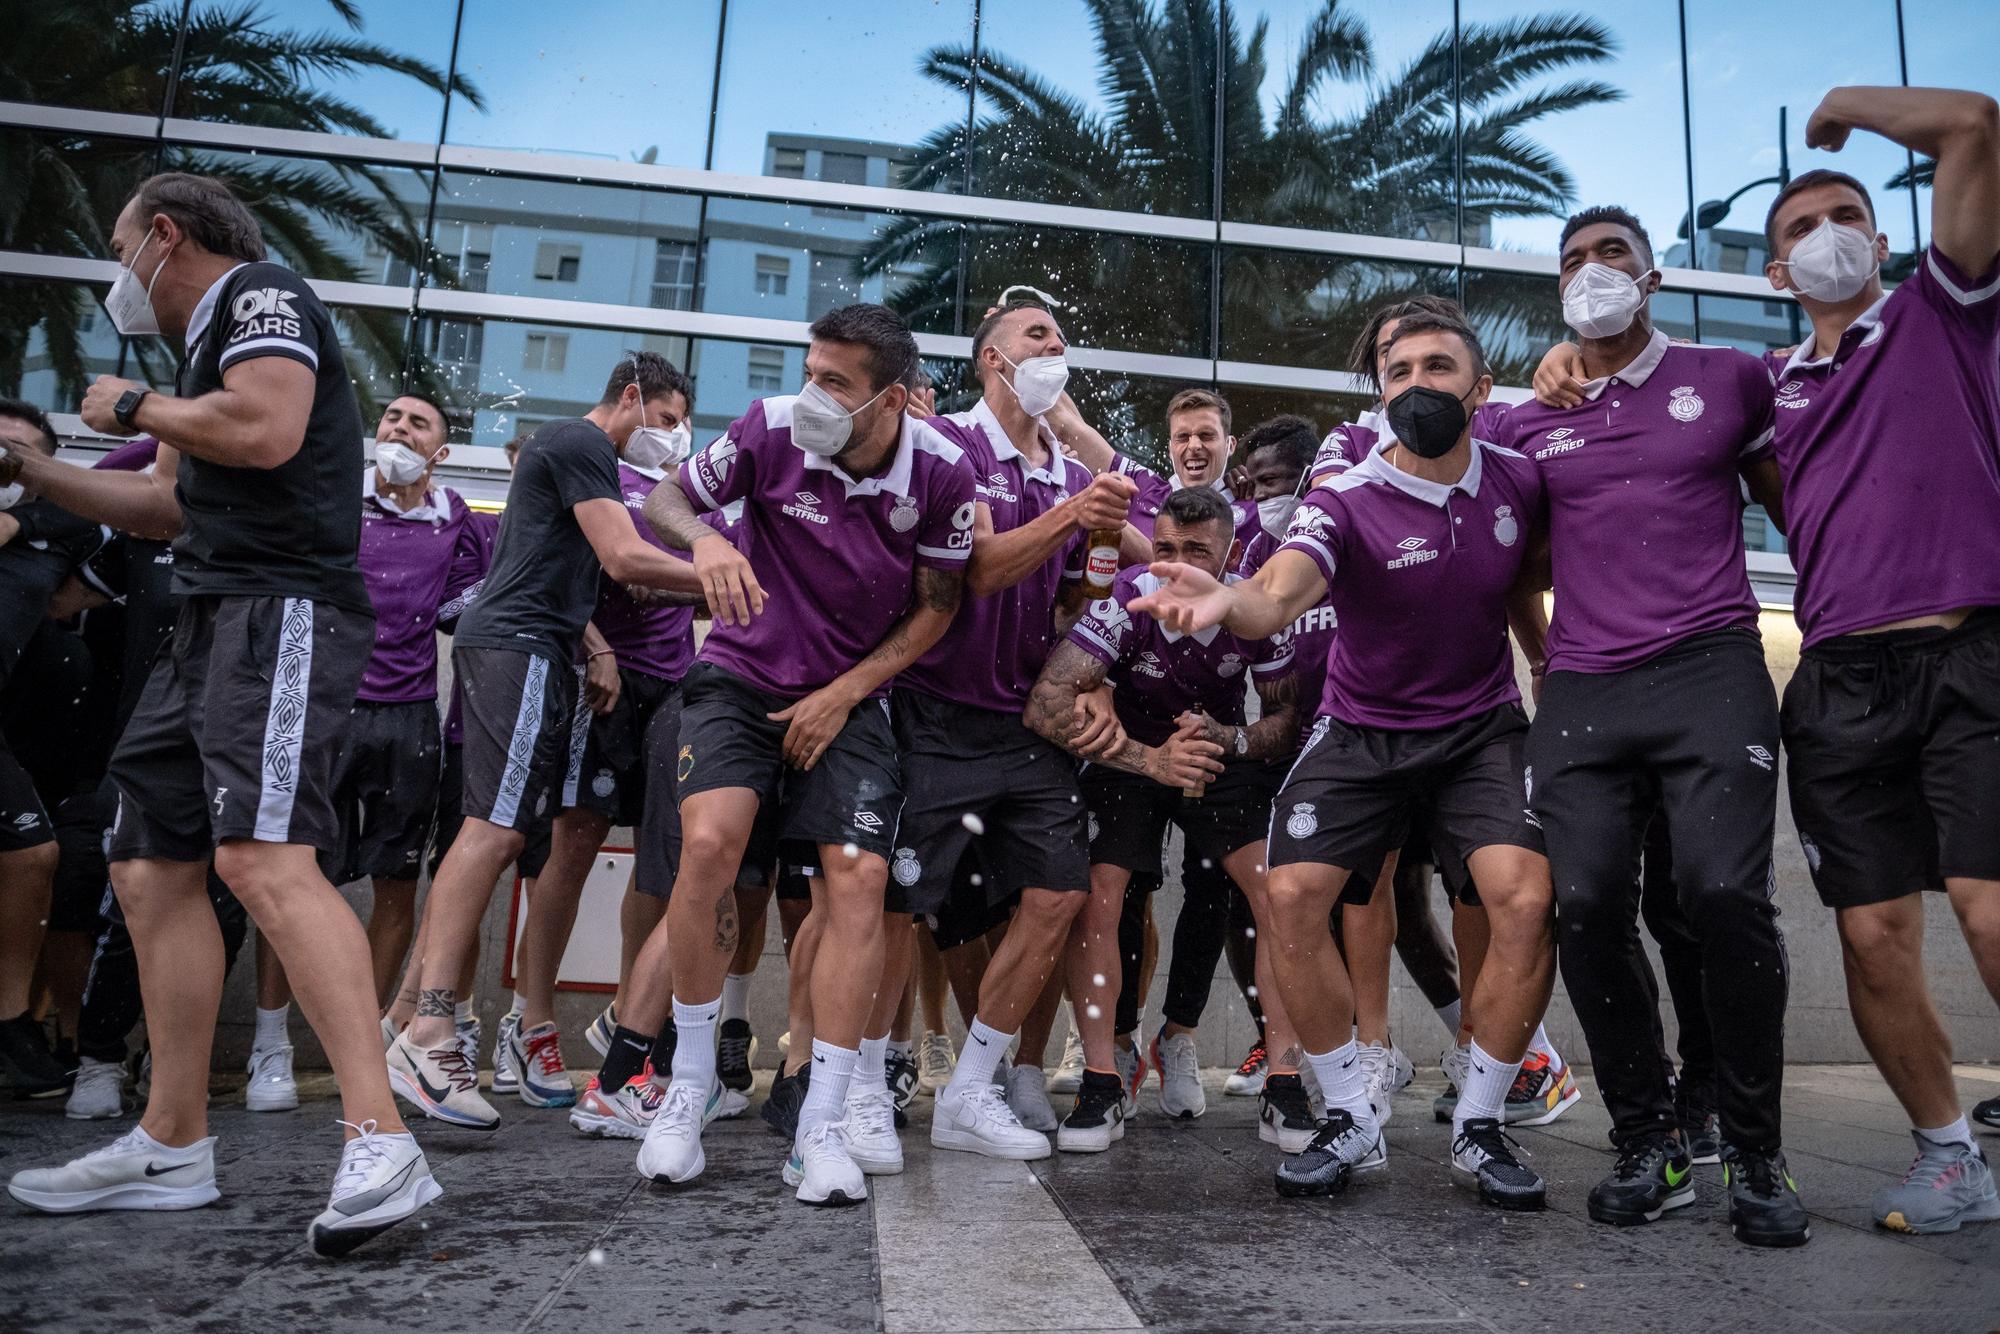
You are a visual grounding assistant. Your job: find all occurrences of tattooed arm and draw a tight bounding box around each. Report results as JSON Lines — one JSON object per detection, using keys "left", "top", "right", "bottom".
{"left": 1024, "top": 642, "right": 1223, "bottom": 788}
{"left": 768, "top": 565, "right": 965, "bottom": 771}
{"left": 1178, "top": 672, "right": 1299, "bottom": 762}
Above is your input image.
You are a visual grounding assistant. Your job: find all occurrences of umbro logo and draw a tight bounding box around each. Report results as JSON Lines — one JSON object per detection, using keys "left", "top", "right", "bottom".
{"left": 852, "top": 811, "right": 883, "bottom": 831}
{"left": 11, "top": 813, "right": 38, "bottom": 829}
{"left": 1135, "top": 650, "right": 1165, "bottom": 679}
{"left": 1387, "top": 536, "right": 1438, "bottom": 570}
{"left": 989, "top": 471, "right": 1009, "bottom": 487}
{"left": 1545, "top": 427, "right": 1575, "bottom": 441}
{"left": 782, "top": 489, "right": 830, "bottom": 526}
{"left": 1746, "top": 745, "right": 1774, "bottom": 770}
{"left": 1397, "top": 536, "right": 1427, "bottom": 551}
{"left": 795, "top": 491, "right": 820, "bottom": 506}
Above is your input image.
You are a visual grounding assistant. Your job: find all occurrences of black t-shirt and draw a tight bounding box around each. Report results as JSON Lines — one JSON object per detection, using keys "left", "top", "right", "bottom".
{"left": 171, "top": 260, "right": 368, "bottom": 613}
{"left": 0, "top": 497, "right": 103, "bottom": 688}
{"left": 455, "top": 417, "right": 620, "bottom": 665}
{"left": 78, "top": 531, "right": 180, "bottom": 731}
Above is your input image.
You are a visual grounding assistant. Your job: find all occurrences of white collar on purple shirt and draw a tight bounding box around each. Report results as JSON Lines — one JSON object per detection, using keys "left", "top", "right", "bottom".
{"left": 1577, "top": 327, "right": 1669, "bottom": 401}
{"left": 966, "top": 399, "right": 1068, "bottom": 486}
{"left": 786, "top": 397, "right": 922, "bottom": 499}
{"left": 183, "top": 261, "right": 252, "bottom": 354}
{"left": 361, "top": 465, "right": 450, "bottom": 522}
{"left": 1346, "top": 437, "right": 1487, "bottom": 507}
{"left": 1134, "top": 570, "right": 1233, "bottom": 645}
{"left": 1780, "top": 292, "right": 1891, "bottom": 376}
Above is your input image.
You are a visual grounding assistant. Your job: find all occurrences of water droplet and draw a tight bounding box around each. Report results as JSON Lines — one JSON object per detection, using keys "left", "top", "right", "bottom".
{"left": 961, "top": 812, "right": 985, "bottom": 836}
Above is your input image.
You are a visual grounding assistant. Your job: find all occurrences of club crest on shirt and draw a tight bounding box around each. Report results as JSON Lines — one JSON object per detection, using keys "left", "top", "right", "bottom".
{"left": 1285, "top": 802, "right": 1317, "bottom": 839}
{"left": 889, "top": 495, "right": 920, "bottom": 533}
{"left": 592, "top": 769, "right": 616, "bottom": 799}
{"left": 1492, "top": 505, "right": 1519, "bottom": 547}
{"left": 892, "top": 848, "right": 921, "bottom": 887}
{"left": 1667, "top": 385, "right": 1705, "bottom": 422}
{"left": 1218, "top": 653, "right": 1244, "bottom": 678}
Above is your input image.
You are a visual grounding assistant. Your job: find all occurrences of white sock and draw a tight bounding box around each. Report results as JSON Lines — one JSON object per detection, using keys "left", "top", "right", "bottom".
{"left": 1917, "top": 1116, "right": 1975, "bottom": 1151}
{"left": 133, "top": 1124, "right": 208, "bottom": 1157}
{"left": 797, "top": 1039, "right": 856, "bottom": 1141}
{"left": 668, "top": 997, "right": 720, "bottom": 1093}
{"left": 1305, "top": 1039, "right": 1379, "bottom": 1136}
{"left": 454, "top": 1000, "right": 474, "bottom": 1026}
{"left": 1455, "top": 1039, "right": 1523, "bottom": 1134}
{"left": 720, "top": 972, "right": 752, "bottom": 1026}
{"left": 855, "top": 1035, "right": 889, "bottom": 1095}
{"left": 945, "top": 1018, "right": 1012, "bottom": 1095}
{"left": 253, "top": 1005, "right": 289, "bottom": 1051}
{"left": 886, "top": 1037, "right": 913, "bottom": 1061}
{"left": 1435, "top": 998, "right": 1462, "bottom": 1037}
{"left": 1528, "top": 1023, "right": 1556, "bottom": 1064}
{"left": 510, "top": 992, "right": 526, "bottom": 1015}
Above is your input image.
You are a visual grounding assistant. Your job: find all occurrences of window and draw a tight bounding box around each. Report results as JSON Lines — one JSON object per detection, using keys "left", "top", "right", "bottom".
{"left": 772, "top": 147, "right": 806, "bottom": 179}
{"left": 652, "top": 239, "right": 697, "bottom": 310}
{"left": 522, "top": 332, "right": 569, "bottom": 373}
{"left": 818, "top": 151, "right": 867, "bottom": 186}
{"left": 424, "top": 318, "right": 485, "bottom": 395}
{"left": 807, "top": 250, "right": 852, "bottom": 319}
{"left": 435, "top": 221, "right": 495, "bottom": 292}
{"left": 534, "top": 241, "right": 582, "bottom": 283}
{"left": 754, "top": 254, "right": 790, "bottom": 298}
{"left": 746, "top": 345, "right": 786, "bottom": 392}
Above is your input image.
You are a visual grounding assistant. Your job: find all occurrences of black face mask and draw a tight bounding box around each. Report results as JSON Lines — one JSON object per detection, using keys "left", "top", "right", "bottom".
{"left": 1385, "top": 383, "right": 1473, "bottom": 459}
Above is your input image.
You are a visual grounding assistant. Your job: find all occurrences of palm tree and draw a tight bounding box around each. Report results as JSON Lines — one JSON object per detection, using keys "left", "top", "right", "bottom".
{"left": 861, "top": 0, "right": 1620, "bottom": 446}
{"left": 0, "top": 0, "right": 482, "bottom": 412}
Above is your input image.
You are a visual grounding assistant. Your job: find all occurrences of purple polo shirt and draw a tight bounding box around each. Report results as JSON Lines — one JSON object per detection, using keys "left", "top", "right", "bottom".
{"left": 1313, "top": 402, "right": 1511, "bottom": 485}
{"left": 681, "top": 395, "right": 978, "bottom": 699}
{"left": 1068, "top": 567, "right": 1293, "bottom": 748}
{"left": 1115, "top": 456, "right": 1256, "bottom": 544}
{"left": 441, "top": 509, "right": 500, "bottom": 745}
{"left": 900, "top": 401, "right": 1092, "bottom": 712}
{"left": 355, "top": 472, "right": 481, "bottom": 703}
{"left": 1280, "top": 439, "right": 1545, "bottom": 730}
{"left": 1765, "top": 245, "right": 2000, "bottom": 645}
{"left": 589, "top": 462, "right": 696, "bottom": 682}
{"left": 1493, "top": 331, "right": 1773, "bottom": 673}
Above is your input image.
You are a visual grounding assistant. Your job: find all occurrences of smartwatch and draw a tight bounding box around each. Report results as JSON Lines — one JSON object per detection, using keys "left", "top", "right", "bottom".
{"left": 113, "top": 388, "right": 151, "bottom": 432}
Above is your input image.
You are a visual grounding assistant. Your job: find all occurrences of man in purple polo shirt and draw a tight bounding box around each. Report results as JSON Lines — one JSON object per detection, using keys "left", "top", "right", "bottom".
{"left": 615, "top": 303, "right": 975, "bottom": 1206}
{"left": 1759, "top": 86, "right": 2000, "bottom": 1236}
{"left": 1027, "top": 486, "right": 1296, "bottom": 1152}
{"left": 1494, "top": 204, "right": 1808, "bottom": 1247}
{"left": 1133, "top": 310, "right": 1557, "bottom": 1213}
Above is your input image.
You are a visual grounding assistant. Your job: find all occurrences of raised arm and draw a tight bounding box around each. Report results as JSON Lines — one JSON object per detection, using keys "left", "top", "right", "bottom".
{"left": 1130, "top": 548, "right": 1327, "bottom": 641}
{"left": 81, "top": 357, "right": 314, "bottom": 471}
{"left": 967, "top": 471, "right": 1134, "bottom": 598}
{"left": 3, "top": 443, "right": 183, "bottom": 541}
{"left": 1024, "top": 641, "right": 1224, "bottom": 788}
{"left": 575, "top": 498, "right": 705, "bottom": 601}
{"left": 1041, "top": 393, "right": 1117, "bottom": 475}
{"left": 1809, "top": 86, "right": 2000, "bottom": 275}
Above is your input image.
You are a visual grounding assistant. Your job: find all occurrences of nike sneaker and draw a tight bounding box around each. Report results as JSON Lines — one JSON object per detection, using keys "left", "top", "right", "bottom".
{"left": 1113, "top": 1041, "right": 1146, "bottom": 1119}
{"left": 1433, "top": 1043, "right": 1469, "bottom": 1123}
{"left": 886, "top": 1047, "right": 919, "bottom": 1128}
{"left": 7, "top": 1125, "right": 219, "bottom": 1212}
{"left": 1152, "top": 1029, "right": 1205, "bottom": 1120}
{"left": 245, "top": 1043, "right": 299, "bottom": 1113}
{"left": 1006, "top": 1063, "right": 1060, "bottom": 1133}
{"left": 917, "top": 1031, "right": 954, "bottom": 1094}
{"left": 1504, "top": 1050, "right": 1580, "bottom": 1127}
{"left": 386, "top": 1032, "right": 499, "bottom": 1130}
{"left": 1674, "top": 1082, "right": 1722, "bottom": 1165}
{"left": 1048, "top": 1025, "right": 1086, "bottom": 1096}
{"left": 569, "top": 1074, "right": 665, "bottom": 1139}
{"left": 636, "top": 1081, "right": 721, "bottom": 1183}
{"left": 1225, "top": 1040, "right": 1268, "bottom": 1098}
{"left": 454, "top": 1013, "right": 481, "bottom": 1073}
{"left": 934, "top": 1081, "right": 1051, "bottom": 1160}
{"left": 516, "top": 1022, "right": 577, "bottom": 1108}
{"left": 1451, "top": 1116, "right": 1546, "bottom": 1210}
{"left": 761, "top": 1061, "right": 809, "bottom": 1139}
{"left": 718, "top": 1018, "right": 757, "bottom": 1093}
{"left": 307, "top": 1119, "right": 441, "bottom": 1259}
{"left": 1871, "top": 1133, "right": 1997, "bottom": 1236}
{"left": 1357, "top": 1042, "right": 1394, "bottom": 1126}
{"left": 1258, "top": 1073, "right": 1317, "bottom": 1153}
{"left": 1274, "top": 1108, "right": 1386, "bottom": 1197}
{"left": 1056, "top": 1070, "right": 1126, "bottom": 1154}
{"left": 784, "top": 1121, "right": 867, "bottom": 1206}
{"left": 584, "top": 1003, "right": 617, "bottom": 1058}
{"left": 1588, "top": 1133, "right": 1694, "bottom": 1225}
{"left": 842, "top": 1085, "right": 904, "bottom": 1176}
{"left": 65, "top": 1056, "right": 127, "bottom": 1121}
{"left": 0, "top": 1012, "right": 71, "bottom": 1096}
{"left": 1973, "top": 1097, "right": 2000, "bottom": 1131}
{"left": 492, "top": 1010, "right": 522, "bottom": 1094}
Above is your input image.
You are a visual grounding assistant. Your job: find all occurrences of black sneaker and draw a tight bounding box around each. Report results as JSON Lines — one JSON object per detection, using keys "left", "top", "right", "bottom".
{"left": 1451, "top": 1116, "right": 1547, "bottom": 1210}
{"left": 886, "top": 1050, "right": 919, "bottom": 1130}
{"left": 1258, "top": 1074, "right": 1317, "bottom": 1153}
{"left": 1274, "top": 1108, "right": 1384, "bottom": 1198}
{"left": 760, "top": 1060, "right": 809, "bottom": 1138}
{"left": 1588, "top": 1133, "right": 1696, "bottom": 1225}
{"left": 0, "top": 1013, "right": 69, "bottom": 1096}
{"left": 1723, "top": 1145, "right": 1811, "bottom": 1248}
{"left": 717, "top": 1019, "right": 756, "bottom": 1092}
{"left": 1973, "top": 1096, "right": 2000, "bottom": 1132}
{"left": 1674, "top": 1083, "right": 1722, "bottom": 1165}
{"left": 1056, "top": 1070, "right": 1125, "bottom": 1153}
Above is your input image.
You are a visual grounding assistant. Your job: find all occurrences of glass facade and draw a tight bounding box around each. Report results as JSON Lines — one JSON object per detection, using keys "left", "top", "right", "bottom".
{"left": 1, "top": 0, "right": 1965, "bottom": 552}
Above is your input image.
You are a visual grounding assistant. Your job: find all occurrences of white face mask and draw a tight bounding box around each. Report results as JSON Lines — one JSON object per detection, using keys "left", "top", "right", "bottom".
{"left": 1777, "top": 218, "right": 1880, "bottom": 303}
{"left": 1561, "top": 262, "right": 1653, "bottom": 339}
{"left": 0, "top": 482, "right": 22, "bottom": 511}
{"left": 373, "top": 440, "right": 431, "bottom": 487}
{"left": 106, "top": 233, "right": 168, "bottom": 338}
{"left": 792, "top": 379, "right": 890, "bottom": 458}
{"left": 1257, "top": 494, "right": 1300, "bottom": 540}
{"left": 999, "top": 351, "right": 1070, "bottom": 418}
{"left": 625, "top": 422, "right": 691, "bottom": 473}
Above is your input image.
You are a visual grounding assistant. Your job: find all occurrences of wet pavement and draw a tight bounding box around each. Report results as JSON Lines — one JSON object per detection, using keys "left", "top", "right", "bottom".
{"left": 2, "top": 1063, "right": 1997, "bottom": 1333}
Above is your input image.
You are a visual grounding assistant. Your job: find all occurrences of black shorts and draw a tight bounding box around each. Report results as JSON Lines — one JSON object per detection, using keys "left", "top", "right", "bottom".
{"left": 673, "top": 660, "right": 902, "bottom": 860}
{"left": 431, "top": 743, "right": 552, "bottom": 880}
{"left": 0, "top": 730, "right": 52, "bottom": 853}
{"left": 926, "top": 845, "right": 1021, "bottom": 950}
{"left": 1782, "top": 609, "right": 2000, "bottom": 908}
{"left": 48, "top": 787, "right": 115, "bottom": 933}
{"left": 1267, "top": 702, "right": 1541, "bottom": 897}
{"left": 884, "top": 689, "right": 1088, "bottom": 917}
{"left": 1082, "top": 758, "right": 1282, "bottom": 877}
{"left": 561, "top": 669, "right": 684, "bottom": 900}
{"left": 322, "top": 698, "right": 442, "bottom": 884}
{"left": 454, "top": 645, "right": 575, "bottom": 835}
{"left": 108, "top": 596, "right": 373, "bottom": 862}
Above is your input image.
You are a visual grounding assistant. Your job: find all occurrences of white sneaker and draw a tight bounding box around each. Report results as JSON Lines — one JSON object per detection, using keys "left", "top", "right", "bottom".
{"left": 515, "top": 1022, "right": 576, "bottom": 1108}
{"left": 386, "top": 1032, "right": 499, "bottom": 1130}
{"left": 1007, "top": 1064, "right": 1059, "bottom": 1132}
{"left": 570, "top": 1075, "right": 664, "bottom": 1139}
{"left": 1224, "top": 1040, "right": 1268, "bottom": 1098}
{"left": 584, "top": 1003, "right": 617, "bottom": 1058}
{"left": 1152, "top": 1030, "right": 1205, "bottom": 1120}
{"left": 454, "top": 1014, "right": 481, "bottom": 1072}
{"left": 66, "top": 1056, "right": 127, "bottom": 1120}
{"left": 842, "top": 1085, "right": 904, "bottom": 1175}
{"left": 1048, "top": 1024, "right": 1086, "bottom": 1096}
{"left": 784, "top": 1121, "right": 867, "bottom": 1206}
{"left": 7, "top": 1126, "right": 219, "bottom": 1212}
{"left": 246, "top": 1044, "right": 299, "bottom": 1112}
{"left": 917, "top": 1031, "right": 954, "bottom": 1094}
{"left": 1357, "top": 1042, "right": 1394, "bottom": 1126}
{"left": 1389, "top": 1044, "right": 1415, "bottom": 1093}
{"left": 716, "top": 1088, "right": 751, "bottom": 1119}
{"left": 1113, "top": 1041, "right": 1144, "bottom": 1118}
{"left": 931, "top": 1081, "right": 1051, "bottom": 1160}
{"left": 491, "top": 1010, "right": 521, "bottom": 1094}
{"left": 635, "top": 1082, "right": 714, "bottom": 1183}
{"left": 307, "top": 1119, "right": 442, "bottom": 1258}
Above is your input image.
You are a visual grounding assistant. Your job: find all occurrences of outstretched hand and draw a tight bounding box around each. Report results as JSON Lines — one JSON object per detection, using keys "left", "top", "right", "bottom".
{"left": 1127, "top": 560, "right": 1232, "bottom": 635}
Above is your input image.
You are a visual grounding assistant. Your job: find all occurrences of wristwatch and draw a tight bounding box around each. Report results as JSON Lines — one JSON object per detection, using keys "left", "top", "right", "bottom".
{"left": 113, "top": 388, "right": 150, "bottom": 432}
{"left": 1232, "top": 726, "right": 1250, "bottom": 758}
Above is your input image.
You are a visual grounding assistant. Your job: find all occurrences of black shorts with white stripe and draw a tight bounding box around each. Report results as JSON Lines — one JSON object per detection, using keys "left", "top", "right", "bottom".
{"left": 107, "top": 595, "right": 374, "bottom": 862}
{"left": 453, "top": 645, "right": 576, "bottom": 835}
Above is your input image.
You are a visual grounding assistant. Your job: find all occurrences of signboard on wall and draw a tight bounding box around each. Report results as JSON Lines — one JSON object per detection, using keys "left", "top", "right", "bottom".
{"left": 502, "top": 847, "right": 632, "bottom": 992}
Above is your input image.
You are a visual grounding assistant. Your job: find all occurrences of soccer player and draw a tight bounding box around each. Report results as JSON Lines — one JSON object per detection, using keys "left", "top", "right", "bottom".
{"left": 1761, "top": 86, "right": 2000, "bottom": 1235}
{"left": 1027, "top": 486, "right": 1297, "bottom": 1151}
{"left": 0, "top": 173, "right": 437, "bottom": 1254}
{"left": 386, "top": 352, "right": 705, "bottom": 1129}
{"left": 1493, "top": 203, "right": 1806, "bottom": 1246}
{"left": 610, "top": 303, "right": 976, "bottom": 1205}
{"left": 1133, "top": 309, "right": 1557, "bottom": 1211}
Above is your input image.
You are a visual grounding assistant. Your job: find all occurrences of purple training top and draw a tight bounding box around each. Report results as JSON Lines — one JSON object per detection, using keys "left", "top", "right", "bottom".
{"left": 1493, "top": 330, "right": 1773, "bottom": 673}
{"left": 356, "top": 471, "right": 482, "bottom": 703}
{"left": 1116, "top": 455, "right": 1257, "bottom": 546}
{"left": 588, "top": 462, "right": 697, "bottom": 682}
{"left": 1764, "top": 245, "right": 2000, "bottom": 646}
{"left": 1313, "top": 402, "right": 1512, "bottom": 485}
{"left": 900, "top": 400, "right": 1092, "bottom": 712}
{"left": 681, "top": 395, "right": 978, "bottom": 699}
{"left": 441, "top": 508, "right": 500, "bottom": 745}
{"left": 1068, "top": 566, "right": 1293, "bottom": 748}
{"left": 1279, "top": 439, "right": 1545, "bottom": 730}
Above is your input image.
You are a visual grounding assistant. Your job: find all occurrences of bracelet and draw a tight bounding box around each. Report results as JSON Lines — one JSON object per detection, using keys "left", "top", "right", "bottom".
{"left": 587, "top": 648, "right": 615, "bottom": 661}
